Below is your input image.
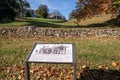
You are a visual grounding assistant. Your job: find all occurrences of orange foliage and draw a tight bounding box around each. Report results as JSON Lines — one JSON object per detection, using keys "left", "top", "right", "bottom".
{"left": 72, "top": 0, "right": 117, "bottom": 23}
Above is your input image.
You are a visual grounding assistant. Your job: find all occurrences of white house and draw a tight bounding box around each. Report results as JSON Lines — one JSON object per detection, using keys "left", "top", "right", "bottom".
{"left": 48, "top": 10, "right": 66, "bottom": 20}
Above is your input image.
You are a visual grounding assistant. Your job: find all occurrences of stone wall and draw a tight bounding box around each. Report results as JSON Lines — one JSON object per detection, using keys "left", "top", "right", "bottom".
{"left": 0, "top": 27, "right": 120, "bottom": 38}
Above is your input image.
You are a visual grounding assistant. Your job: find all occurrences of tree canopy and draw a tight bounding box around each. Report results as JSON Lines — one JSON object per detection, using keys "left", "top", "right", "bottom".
{"left": 17, "top": 0, "right": 30, "bottom": 19}
{"left": 0, "top": 0, "right": 30, "bottom": 21}
{"left": 0, "top": 0, "right": 17, "bottom": 20}
{"left": 72, "top": 0, "right": 120, "bottom": 23}
{"left": 36, "top": 5, "right": 49, "bottom": 18}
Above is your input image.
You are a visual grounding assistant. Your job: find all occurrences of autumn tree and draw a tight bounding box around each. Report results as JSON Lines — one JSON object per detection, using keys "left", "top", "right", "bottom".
{"left": 36, "top": 5, "right": 49, "bottom": 18}
{"left": 72, "top": 0, "right": 120, "bottom": 24}
{"left": 69, "top": 11, "right": 75, "bottom": 20}
{"left": 113, "top": 0, "right": 120, "bottom": 23}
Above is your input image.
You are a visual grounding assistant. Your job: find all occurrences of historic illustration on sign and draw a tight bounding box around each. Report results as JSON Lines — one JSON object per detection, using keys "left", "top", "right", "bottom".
{"left": 35, "top": 45, "right": 67, "bottom": 54}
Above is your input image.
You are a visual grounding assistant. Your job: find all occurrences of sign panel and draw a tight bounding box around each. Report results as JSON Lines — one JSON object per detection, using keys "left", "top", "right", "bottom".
{"left": 28, "top": 43, "right": 73, "bottom": 63}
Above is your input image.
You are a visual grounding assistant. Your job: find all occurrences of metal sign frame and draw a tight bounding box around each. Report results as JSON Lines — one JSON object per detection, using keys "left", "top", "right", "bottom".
{"left": 25, "top": 43, "right": 76, "bottom": 80}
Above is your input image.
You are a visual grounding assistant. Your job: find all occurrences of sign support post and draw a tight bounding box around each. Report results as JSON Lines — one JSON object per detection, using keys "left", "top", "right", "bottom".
{"left": 25, "top": 62, "right": 30, "bottom": 80}
{"left": 73, "top": 63, "right": 76, "bottom": 80}
{"left": 73, "top": 43, "right": 76, "bottom": 80}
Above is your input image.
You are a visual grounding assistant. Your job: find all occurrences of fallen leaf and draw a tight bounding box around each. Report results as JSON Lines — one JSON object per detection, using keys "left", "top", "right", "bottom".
{"left": 112, "top": 62, "right": 117, "bottom": 67}
{"left": 30, "top": 69, "right": 34, "bottom": 74}
{"left": 98, "top": 65, "right": 103, "bottom": 69}
{"left": 18, "top": 75, "right": 22, "bottom": 80}
{"left": 105, "top": 67, "right": 109, "bottom": 70}
{"left": 6, "top": 67, "right": 11, "bottom": 73}
{"left": 81, "top": 65, "right": 89, "bottom": 69}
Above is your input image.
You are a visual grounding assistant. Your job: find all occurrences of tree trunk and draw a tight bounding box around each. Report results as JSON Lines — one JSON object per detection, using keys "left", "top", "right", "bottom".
{"left": 117, "top": 5, "right": 120, "bottom": 23}
{"left": 117, "top": 14, "right": 120, "bottom": 23}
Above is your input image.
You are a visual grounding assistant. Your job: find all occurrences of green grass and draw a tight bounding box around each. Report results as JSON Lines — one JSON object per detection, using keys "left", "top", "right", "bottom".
{"left": 76, "top": 39, "right": 120, "bottom": 68}
{"left": 0, "top": 14, "right": 120, "bottom": 28}
{"left": 0, "top": 17, "right": 66, "bottom": 28}
{"left": 0, "top": 37, "right": 120, "bottom": 68}
{"left": 27, "top": 17, "right": 65, "bottom": 23}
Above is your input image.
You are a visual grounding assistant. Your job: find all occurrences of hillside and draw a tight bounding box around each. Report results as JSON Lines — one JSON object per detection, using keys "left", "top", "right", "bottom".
{"left": 60, "top": 14, "right": 117, "bottom": 27}
{"left": 0, "top": 14, "right": 119, "bottom": 28}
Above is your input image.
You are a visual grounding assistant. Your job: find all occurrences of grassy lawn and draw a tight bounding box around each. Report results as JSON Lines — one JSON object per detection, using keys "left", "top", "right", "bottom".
{"left": 0, "top": 14, "right": 120, "bottom": 28}
{"left": 0, "top": 37, "right": 120, "bottom": 79}
{"left": 0, "top": 18, "right": 66, "bottom": 28}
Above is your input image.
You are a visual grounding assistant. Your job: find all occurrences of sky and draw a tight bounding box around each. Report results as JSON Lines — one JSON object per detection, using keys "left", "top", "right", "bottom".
{"left": 26, "top": 0, "right": 77, "bottom": 20}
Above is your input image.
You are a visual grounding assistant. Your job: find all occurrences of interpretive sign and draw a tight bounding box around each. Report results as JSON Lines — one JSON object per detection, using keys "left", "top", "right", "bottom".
{"left": 25, "top": 43, "right": 76, "bottom": 80}
{"left": 28, "top": 43, "right": 73, "bottom": 63}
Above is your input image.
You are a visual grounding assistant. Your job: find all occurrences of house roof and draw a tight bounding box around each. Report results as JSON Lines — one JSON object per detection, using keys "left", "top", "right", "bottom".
{"left": 51, "top": 10, "right": 63, "bottom": 17}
